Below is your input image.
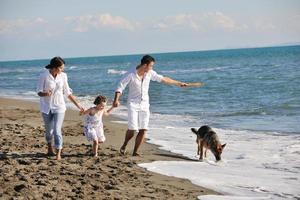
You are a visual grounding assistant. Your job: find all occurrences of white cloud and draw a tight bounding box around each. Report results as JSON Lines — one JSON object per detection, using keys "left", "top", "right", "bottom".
{"left": 0, "top": 17, "right": 47, "bottom": 34}
{"left": 213, "top": 12, "right": 237, "bottom": 29}
{"left": 64, "top": 13, "right": 137, "bottom": 32}
{"left": 286, "top": 14, "right": 300, "bottom": 33}
{"left": 254, "top": 18, "right": 277, "bottom": 32}
{"left": 153, "top": 12, "right": 248, "bottom": 32}
{"left": 253, "top": 14, "right": 300, "bottom": 35}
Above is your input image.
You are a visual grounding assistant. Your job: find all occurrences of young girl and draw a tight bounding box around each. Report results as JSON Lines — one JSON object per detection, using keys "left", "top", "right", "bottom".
{"left": 80, "top": 95, "right": 114, "bottom": 157}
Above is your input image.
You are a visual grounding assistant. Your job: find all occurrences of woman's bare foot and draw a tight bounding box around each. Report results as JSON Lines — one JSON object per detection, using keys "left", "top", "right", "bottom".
{"left": 56, "top": 154, "right": 61, "bottom": 160}
{"left": 47, "top": 145, "right": 56, "bottom": 156}
{"left": 47, "top": 151, "right": 56, "bottom": 156}
{"left": 56, "top": 149, "right": 62, "bottom": 160}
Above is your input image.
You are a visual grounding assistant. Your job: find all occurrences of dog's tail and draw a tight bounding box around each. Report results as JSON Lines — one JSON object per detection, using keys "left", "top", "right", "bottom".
{"left": 191, "top": 128, "right": 198, "bottom": 135}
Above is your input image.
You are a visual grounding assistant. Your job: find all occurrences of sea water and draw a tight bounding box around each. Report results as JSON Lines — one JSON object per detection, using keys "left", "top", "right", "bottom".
{"left": 1, "top": 46, "right": 300, "bottom": 199}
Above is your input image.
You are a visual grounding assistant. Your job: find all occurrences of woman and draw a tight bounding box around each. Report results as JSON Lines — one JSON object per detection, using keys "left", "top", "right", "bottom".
{"left": 37, "top": 57, "right": 83, "bottom": 160}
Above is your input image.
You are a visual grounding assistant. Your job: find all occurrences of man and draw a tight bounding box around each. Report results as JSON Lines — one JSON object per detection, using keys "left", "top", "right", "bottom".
{"left": 113, "top": 55, "right": 199, "bottom": 156}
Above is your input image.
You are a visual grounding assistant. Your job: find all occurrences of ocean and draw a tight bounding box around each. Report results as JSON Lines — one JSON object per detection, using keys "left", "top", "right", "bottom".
{"left": 1, "top": 45, "right": 300, "bottom": 199}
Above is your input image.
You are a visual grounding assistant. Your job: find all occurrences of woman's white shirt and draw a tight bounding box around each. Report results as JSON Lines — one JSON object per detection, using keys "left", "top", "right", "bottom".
{"left": 37, "top": 70, "right": 72, "bottom": 114}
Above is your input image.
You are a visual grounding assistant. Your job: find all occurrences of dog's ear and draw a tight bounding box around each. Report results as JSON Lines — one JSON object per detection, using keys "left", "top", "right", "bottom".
{"left": 222, "top": 143, "right": 226, "bottom": 149}
{"left": 191, "top": 128, "right": 198, "bottom": 134}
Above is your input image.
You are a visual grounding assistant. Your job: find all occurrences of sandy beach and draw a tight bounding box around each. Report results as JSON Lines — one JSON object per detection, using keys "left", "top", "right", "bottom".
{"left": 0, "top": 97, "right": 218, "bottom": 199}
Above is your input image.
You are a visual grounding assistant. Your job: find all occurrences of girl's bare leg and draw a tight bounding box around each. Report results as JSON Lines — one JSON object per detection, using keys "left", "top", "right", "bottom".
{"left": 93, "top": 139, "right": 99, "bottom": 157}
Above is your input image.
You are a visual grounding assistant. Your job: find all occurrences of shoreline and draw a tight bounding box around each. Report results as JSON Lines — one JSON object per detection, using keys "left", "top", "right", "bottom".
{"left": 0, "top": 97, "right": 219, "bottom": 199}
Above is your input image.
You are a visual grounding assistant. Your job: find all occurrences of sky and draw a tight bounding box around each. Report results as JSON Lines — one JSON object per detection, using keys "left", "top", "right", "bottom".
{"left": 0, "top": 0, "right": 300, "bottom": 61}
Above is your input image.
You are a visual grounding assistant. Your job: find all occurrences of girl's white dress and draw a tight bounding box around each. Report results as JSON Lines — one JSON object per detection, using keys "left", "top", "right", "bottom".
{"left": 84, "top": 111, "right": 106, "bottom": 142}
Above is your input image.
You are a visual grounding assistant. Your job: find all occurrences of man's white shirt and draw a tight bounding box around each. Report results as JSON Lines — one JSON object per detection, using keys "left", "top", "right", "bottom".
{"left": 116, "top": 67, "right": 163, "bottom": 110}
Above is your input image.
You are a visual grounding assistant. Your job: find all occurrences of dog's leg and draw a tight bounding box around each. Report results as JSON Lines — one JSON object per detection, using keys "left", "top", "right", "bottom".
{"left": 197, "top": 140, "right": 200, "bottom": 155}
{"left": 199, "top": 140, "right": 204, "bottom": 161}
{"left": 204, "top": 149, "right": 207, "bottom": 158}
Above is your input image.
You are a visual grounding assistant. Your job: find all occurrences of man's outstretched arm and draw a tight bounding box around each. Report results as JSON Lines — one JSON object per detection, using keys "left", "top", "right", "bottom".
{"left": 161, "top": 77, "right": 188, "bottom": 87}
{"left": 161, "top": 77, "right": 204, "bottom": 87}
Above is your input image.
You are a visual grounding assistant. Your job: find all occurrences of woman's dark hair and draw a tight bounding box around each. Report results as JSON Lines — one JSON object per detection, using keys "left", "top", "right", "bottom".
{"left": 141, "top": 55, "right": 155, "bottom": 65}
{"left": 94, "top": 95, "right": 107, "bottom": 105}
{"left": 45, "top": 57, "right": 65, "bottom": 69}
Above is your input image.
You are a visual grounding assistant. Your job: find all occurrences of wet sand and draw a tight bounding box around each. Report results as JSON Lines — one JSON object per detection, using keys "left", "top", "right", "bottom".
{"left": 0, "top": 97, "right": 219, "bottom": 199}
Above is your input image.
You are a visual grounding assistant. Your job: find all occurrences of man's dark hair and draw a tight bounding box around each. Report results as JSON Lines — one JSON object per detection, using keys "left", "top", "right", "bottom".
{"left": 141, "top": 55, "right": 155, "bottom": 65}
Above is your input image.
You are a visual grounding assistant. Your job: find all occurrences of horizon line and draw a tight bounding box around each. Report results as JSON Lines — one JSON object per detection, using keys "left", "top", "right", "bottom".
{"left": 1, "top": 43, "right": 299, "bottom": 63}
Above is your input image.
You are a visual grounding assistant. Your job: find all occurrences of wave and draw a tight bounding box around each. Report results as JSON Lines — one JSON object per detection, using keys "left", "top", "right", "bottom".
{"left": 22, "top": 91, "right": 39, "bottom": 96}
{"left": 215, "top": 110, "right": 267, "bottom": 117}
{"left": 68, "top": 66, "right": 78, "bottom": 70}
{"left": 0, "top": 91, "right": 39, "bottom": 102}
{"left": 0, "top": 68, "right": 42, "bottom": 74}
{"left": 160, "top": 66, "right": 229, "bottom": 74}
{"left": 107, "top": 69, "right": 127, "bottom": 75}
{"left": 141, "top": 124, "right": 300, "bottom": 200}
{"left": 17, "top": 77, "right": 35, "bottom": 80}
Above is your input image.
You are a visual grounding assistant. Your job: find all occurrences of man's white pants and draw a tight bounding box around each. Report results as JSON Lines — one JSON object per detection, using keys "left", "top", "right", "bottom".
{"left": 128, "top": 106, "right": 150, "bottom": 131}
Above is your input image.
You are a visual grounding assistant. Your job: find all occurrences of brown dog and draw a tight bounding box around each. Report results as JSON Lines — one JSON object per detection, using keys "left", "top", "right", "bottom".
{"left": 191, "top": 125, "right": 226, "bottom": 161}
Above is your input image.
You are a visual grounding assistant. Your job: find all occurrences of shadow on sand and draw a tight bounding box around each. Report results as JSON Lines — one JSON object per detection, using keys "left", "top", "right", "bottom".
{"left": 153, "top": 153, "right": 199, "bottom": 161}
{"left": 0, "top": 152, "right": 91, "bottom": 160}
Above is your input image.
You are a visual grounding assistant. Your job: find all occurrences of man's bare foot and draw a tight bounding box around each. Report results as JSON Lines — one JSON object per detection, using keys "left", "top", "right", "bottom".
{"left": 119, "top": 146, "right": 126, "bottom": 155}
{"left": 91, "top": 152, "right": 98, "bottom": 157}
{"left": 132, "top": 152, "right": 141, "bottom": 157}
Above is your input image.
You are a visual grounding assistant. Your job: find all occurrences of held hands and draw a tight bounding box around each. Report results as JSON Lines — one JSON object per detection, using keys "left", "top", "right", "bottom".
{"left": 78, "top": 106, "right": 85, "bottom": 115}
{"left": 112, "top": 100, "right": 120, "bottom": 108}
{"left": 79, "top": 108, "right": 85, "bottom": 115}
{"left": 45, "top": 90, "right": 52, "bottom": 96}
{"left": 79, "top": 106, "right": 84, "bottom": 112}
